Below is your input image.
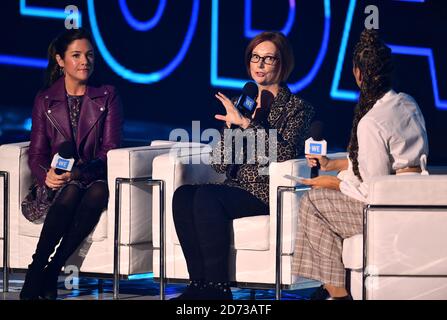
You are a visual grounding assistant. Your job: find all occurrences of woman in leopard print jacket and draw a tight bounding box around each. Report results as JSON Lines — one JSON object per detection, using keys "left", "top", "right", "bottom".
{"left": 172, "top": 32, "right": 314, "bottom": 300}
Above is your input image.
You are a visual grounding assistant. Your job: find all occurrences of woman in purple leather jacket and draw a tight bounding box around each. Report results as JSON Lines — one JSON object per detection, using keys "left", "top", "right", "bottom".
{"left": 20, "top": 28, "right": 123, "bottom": 300}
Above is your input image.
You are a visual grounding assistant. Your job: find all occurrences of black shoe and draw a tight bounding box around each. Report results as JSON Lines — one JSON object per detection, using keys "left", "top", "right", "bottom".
{"left": 310, "top": 285, "right": 353, "bottom": 300}
{"left": 199, "top": 282, "right": 233, "bottom": 300}
{"left": 39, "top": 266, "right": 59, "bottom": 300}
{"left": 20, "top": 264, "right": 44, "bottom": 300}
{"left": 327, "top": 294, "right": 353, "bottom": 300}
{"left": 309, "top": 285, "right": 330, "bottom": 300}
{"left": 171, "top": 280, "right": 204, "bottom": 300}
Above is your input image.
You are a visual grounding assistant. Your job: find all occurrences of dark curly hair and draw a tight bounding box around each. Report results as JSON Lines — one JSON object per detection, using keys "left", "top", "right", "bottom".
{"left": 348, "top": 29, "right": 393, "bottom": 181}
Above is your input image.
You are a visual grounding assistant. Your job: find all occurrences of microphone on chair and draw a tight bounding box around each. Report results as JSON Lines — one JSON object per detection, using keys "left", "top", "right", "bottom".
{"left": 305, "top": 121, "right": 327, "bottom": 178}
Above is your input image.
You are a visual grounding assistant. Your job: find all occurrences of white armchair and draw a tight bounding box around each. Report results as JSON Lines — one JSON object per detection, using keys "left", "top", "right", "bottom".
{"left": 343, "top": 174, "right": 447, "bottom": 300}
{"left": 151, "top": 147, "right": 348, "bottom": 297}
{"left": 0, "top": 140, "right": 179, "bottom": 295}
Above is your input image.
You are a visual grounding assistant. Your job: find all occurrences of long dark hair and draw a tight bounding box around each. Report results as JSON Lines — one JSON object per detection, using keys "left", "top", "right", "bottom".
{"left": 44, "top": 28, "right": 94, "bottom": 89}
{"left": 348, "top": 29, "right": 393, "bottom": 181}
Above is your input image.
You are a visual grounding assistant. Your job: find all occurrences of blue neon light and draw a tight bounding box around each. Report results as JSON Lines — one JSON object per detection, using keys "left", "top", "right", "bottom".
{"left": 128, "top": 272, "right": 153, "bottom": 280}
{"left": 23, "top": 117, "right": 32, "bottom": 131}
{"left": 0, "top": 55, "right": 47, "bottom": 68}
{"left": 211, "top": 0, "right": 331, "bottom": 92}
{"left": 389, "top": 45, "right": 447, "bottom": 110}
{"left": 393, "top": 0, "right": 425, "bottom": 2}
{"left": 87, "top": 0, "right": 199, "bottom": 84}
{"left": 329, "top": 0, "right": 358, "bottom": 101}
{"left": 0, "top": 1, "right": 82, "bottom": 68}
{"left": 119, "top": 0, "right": 166, "bottom": 32}
{"left": 330, "top": 0, "right": 446, "bottom": 110}
{"left": 244, "top": 0, "right": 296, "bottom": 38}
{"left": 20, "top": 0, "right": 82, "bottom": 26}
{"left": 290, "top": 0, "right": 330, "bottom": 92}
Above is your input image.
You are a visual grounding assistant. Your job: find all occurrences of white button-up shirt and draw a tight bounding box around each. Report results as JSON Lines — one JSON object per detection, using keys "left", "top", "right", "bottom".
{"left": 338, "top": 90, "right": 429, "bottom": 202}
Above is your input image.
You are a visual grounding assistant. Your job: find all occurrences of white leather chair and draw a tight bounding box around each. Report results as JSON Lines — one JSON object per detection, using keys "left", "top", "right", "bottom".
{"left": 151, "top": 147, "right": 347, "bottom": 297}
{"left": 0, "top": 140, "right": 180, "bottom": 295}
{"left": 343, "top": 175, "right": 447, "bottom": 300}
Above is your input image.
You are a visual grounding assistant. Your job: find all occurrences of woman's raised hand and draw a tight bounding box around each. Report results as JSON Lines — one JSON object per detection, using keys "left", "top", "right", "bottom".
{"left": 215, "top": 92, "right": 251, "bottom": 129}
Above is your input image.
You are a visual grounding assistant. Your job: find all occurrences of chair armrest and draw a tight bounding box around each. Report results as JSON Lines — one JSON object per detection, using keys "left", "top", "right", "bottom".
{"left": 368, "top": 175, "right": 447, "bottom": 205}
{"left": 268, "top": 152, "right": 347, "bottom": 254}
{"left": 0, "top": 141, "right": 32, "bottom": 261}
{"left": 151, "top": 145, "right": 225, "bottom": 247}
{"left": 107, "top": 143, "right": 186, "bottom": 245}
{"left": 269, "top": 158, "right": 310, "bottom": 254}
{"left": 365, "top": 175, "right": 447, "bottom": 275}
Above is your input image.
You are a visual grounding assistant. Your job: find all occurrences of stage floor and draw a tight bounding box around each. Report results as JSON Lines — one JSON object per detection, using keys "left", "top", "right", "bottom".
{"left": 0, "top": 272, "right": 317, "bottom": 300}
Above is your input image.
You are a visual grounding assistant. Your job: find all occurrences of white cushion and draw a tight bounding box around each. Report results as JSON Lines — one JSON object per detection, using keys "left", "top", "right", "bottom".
{"left": 232, "top": 215, "right": 270, "bottom": 250}
{"left": 343, "top": 234, "right": 363, "bottom": 270}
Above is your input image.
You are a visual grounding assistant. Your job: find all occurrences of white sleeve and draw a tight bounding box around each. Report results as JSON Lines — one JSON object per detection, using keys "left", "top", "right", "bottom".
{"left": 340, "top": 118, "right": 390, "bottom": 202}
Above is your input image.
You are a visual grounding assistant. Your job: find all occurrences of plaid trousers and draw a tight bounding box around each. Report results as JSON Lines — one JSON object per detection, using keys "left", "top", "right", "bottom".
{"left": 291, "top": 188, "right": 364, "bottom": 288}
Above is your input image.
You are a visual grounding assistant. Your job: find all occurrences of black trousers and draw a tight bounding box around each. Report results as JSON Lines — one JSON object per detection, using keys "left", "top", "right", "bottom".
{"left": 31, "top": 182, "right": 109, "bottom": 273}
{"left": 172, "top": 184, "right": 269, "bottom": 282}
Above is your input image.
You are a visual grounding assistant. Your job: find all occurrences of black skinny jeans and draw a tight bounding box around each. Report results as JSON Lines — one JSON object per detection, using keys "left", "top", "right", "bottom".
{"left": 172, "top": 184, "right": 269, "bottom": 283}
{"left": 31, "top": 182, "right": 108, "bottom": 273}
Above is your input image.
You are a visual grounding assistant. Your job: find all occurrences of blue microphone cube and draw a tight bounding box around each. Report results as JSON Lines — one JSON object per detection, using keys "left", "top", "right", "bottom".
{"left": 56, "top": 158, "right": 70, "bottom": 170}
{"left": 309, "top": 143, "right": 322, "bottom": 155}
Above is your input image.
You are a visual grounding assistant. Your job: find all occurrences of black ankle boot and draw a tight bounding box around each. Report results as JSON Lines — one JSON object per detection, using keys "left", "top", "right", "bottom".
{"left": 39, "top": 264, "right": 60, "bottom": 300}
{"left": 20, "top": 263, "right": 44, "bottom": 300}
{"left": 309, "top": 285, "right": 330, "bottom": 300}
{"left": 171, "top": 280, "right": 204, "bottom": 300}
{"left": 200, "top": 282, "right": 233, "bottom": 300}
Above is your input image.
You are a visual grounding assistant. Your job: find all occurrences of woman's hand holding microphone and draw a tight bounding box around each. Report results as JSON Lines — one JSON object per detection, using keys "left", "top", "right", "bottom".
{"left": 305, "top": 155, "right": 330, "bottom": 171}
{"left": 300, "top": 155, "right": 341, "bottom": 190}
{"left": 45, "top": 167, "right": 72, "bottom": 190}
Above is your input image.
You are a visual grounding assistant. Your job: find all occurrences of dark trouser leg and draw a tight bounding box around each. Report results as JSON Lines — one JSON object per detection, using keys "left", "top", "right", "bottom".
{"left": 192, "top": 184, "right": 269, "bottom": 283}
{"left": 20, "top": 184, "right": 82, "bottom": 299}
{"left": 48, "top": 182, "right": 109, "bottom": 275}
{"left": 172, "top": 184, "right": 203, "bottom": 280}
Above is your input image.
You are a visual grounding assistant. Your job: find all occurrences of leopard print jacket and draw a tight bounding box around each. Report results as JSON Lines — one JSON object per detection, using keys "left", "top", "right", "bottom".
{"left": 211, "top": 85, "right": 314, "bottom": 204}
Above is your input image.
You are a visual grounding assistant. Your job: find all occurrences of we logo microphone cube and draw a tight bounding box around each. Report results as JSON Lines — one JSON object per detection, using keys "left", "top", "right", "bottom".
{"left": 305, "top": 138, "right": 327, "bottom": 156}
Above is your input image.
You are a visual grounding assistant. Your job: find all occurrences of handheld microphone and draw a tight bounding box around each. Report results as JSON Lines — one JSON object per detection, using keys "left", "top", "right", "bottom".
{"left": 48, "top": 141, "right": 75, "bottom": 201}
{"left": 254, "top": 90, "right": 274, "bottom": 122}
{"left": 305, "top": 121, "right": 327, "bottom": 178}
{"left": 235, "top": 82, "right": 258, "bottom": 118}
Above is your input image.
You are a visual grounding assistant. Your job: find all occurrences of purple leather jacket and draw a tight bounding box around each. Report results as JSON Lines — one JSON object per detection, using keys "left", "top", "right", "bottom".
{"left": 29, "top": 77, "right": 123, "bottom": 186}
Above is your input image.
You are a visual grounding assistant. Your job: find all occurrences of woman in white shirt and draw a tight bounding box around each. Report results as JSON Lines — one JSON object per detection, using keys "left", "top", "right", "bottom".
{"left": 291, "top": 29, "right": 429, "bottom": 299}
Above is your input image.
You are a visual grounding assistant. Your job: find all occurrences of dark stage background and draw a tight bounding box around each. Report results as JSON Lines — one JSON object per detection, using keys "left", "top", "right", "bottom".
{"left": 1, "top": 0, "right": 446, "bottom": 164}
